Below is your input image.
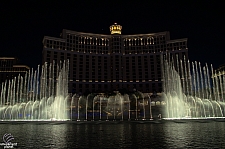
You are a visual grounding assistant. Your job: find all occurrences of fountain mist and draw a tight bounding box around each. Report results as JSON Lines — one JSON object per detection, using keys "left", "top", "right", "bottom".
{"left": 162, "top": 55, "right": 225, "bottom": 119}
{"left": 0, "top": 60, "right": 70, "bottom": 121}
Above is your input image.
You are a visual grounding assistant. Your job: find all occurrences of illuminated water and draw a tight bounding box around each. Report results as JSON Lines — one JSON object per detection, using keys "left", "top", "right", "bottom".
{"left": 162, "top": 55, "right": 225, "bottom": 119}
{"left": 0, "top": 60, "right": 70, "bottom": 121}
{"left": 2, "top": 55, "right": 225, "bottom": 121}
{"left": 71, "top": 92, "right": 153, "bottom": 121}
{"left": 0, "top": 121, "right": 224, "bottom": 148}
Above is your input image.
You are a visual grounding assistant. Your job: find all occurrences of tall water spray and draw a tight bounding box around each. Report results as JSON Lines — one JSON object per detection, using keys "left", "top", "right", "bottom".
{"left": 162, "top": 54, "right": 225, "bottom": 119}
{"left": 70, "top": 93, "right": 152, "bottom": 121}
{"left": 0, "top": 60, "right": 70, "bottom": 121}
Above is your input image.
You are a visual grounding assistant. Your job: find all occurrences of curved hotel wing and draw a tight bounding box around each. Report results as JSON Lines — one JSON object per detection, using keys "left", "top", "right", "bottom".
{"left": 42, "top": 23, "right": 188, "bottom": 94}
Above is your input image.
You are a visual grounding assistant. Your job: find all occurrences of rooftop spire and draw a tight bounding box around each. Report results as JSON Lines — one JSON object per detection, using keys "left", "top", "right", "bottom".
{"left": 109, "top": 23, "right": 122, "bottom": 34}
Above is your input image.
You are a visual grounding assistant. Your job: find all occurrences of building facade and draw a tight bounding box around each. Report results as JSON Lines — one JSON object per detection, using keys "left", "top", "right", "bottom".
{"left": 42, "top": 23, "right": 188, "bottom": 94}
{"left": 0, "top": 57, "right": 30, "bottom": 83}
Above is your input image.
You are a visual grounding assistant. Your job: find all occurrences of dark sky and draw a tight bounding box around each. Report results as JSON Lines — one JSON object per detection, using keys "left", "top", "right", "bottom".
{"left": 0, "top": 1, "right": 224, "bottom": 69}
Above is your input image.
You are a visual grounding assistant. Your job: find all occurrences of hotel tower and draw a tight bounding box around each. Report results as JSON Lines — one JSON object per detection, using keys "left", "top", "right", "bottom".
{"left": 42, "top": 23, "right": 188, "bottom": 94}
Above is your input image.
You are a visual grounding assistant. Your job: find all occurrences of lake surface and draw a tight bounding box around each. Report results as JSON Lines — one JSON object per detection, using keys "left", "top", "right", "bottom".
{"left": 0, "top": 120, "right": 225, "bottom": 148}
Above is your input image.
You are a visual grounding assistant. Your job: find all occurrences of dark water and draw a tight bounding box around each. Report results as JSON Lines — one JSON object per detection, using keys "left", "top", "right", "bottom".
{"left": 0, "top": 121, "right": 225, "bottom": 148}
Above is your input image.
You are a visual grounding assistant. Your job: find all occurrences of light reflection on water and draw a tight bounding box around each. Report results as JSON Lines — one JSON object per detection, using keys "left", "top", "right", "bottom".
{"left": 0, "top": 121, "right": 225, "bottom": 148}
{"left": 163, "top": 121, "right": 225, "bottom": 148}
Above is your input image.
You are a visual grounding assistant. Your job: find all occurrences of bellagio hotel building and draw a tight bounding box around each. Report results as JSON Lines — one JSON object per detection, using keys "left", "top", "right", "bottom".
{"left": 42, "top": 23, "right": 188, "bottom": 94}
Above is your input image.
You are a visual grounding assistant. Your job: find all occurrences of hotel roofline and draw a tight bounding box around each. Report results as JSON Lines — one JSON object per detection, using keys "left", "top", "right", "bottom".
{"left": 0, "top": 57, "right": 16, "bottom": 60}
{"left": 43, "top": 29, "right": 187, "bottom": 46}
{"left": 13, "top": 65, "right": 30, "bottom": 70}
{"left": 62, "top": 29, "right": 170, "bottom": 37}
{"left": 166, "top": 38, "right": 188, "bottom": 43}
{"left": 43, "top": 36, "right": 66, "bottom": 43}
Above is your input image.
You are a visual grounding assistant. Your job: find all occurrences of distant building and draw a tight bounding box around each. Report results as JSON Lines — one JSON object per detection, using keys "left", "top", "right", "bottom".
{"left": 0, "top": 57, "right": 30, "bottom": 83}
{"left": 214, "top": 64, "right": 225, "bottom": 77}
{"left": 42, "top": 23, "right": 188, "bottom": 94}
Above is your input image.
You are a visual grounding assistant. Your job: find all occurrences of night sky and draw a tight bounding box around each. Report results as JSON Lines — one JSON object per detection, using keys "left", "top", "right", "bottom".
{"left": 0, "top": 1, "right": 224, "bottom": 69}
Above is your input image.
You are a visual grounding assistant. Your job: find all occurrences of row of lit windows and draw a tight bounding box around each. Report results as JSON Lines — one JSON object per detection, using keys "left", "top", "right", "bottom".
{"left": 66, "top": 34, "right": 166, "bottom": 44}
{"left": 44, "top": 36, "right": 186, "bottom": 51}
{"left": 0, "top": 60, "right": 14, "bottom": 67}
{"left": 70, "top": 73, "right": 161, "bottom": 79}
{"left": 72, "top": 72, "right": 160, "bottom": 77}
{"left": 167, "top": 41, "right": 186, "bottom": 46}
{"left": 71, "top": 69, "right": 160, "bottom": 75}
{"left": 124, "top": 38, "right": 155, "bottom": 46}
{"left": 70, "top": 44, "right": 109, "bottom": 49}
{"left": 45, "top": 51, "right": 186, "bottom": 79}
{"left": 48, "top": 63, "right": 158, "bottom": 72}
{"left": 71, "top": 80, "right": 162, "bottom": 83}
{"left": 44, "top": 44, "right": 184, "bottom": 53}
{"left": 72, "top": 83, "right": 162, "bottom": 90}
{"left": 45, "top": 48, "right": 186, "bottom": 55}
{"left": 46, "top": 51, "right": 168, "bottom": 59}
{"left": 66, "top": 35, "right": 110, "bottom": 46}
{"left": 44, "top": 46, "right": 187, "bottom": 56}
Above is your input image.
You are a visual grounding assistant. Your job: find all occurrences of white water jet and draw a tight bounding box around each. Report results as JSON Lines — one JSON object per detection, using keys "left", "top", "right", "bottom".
{"left": 0, "top": 60, "right": 70, "bottom": 121}
{"left": 162, "top": 54, "right": 225, "bottom": 119}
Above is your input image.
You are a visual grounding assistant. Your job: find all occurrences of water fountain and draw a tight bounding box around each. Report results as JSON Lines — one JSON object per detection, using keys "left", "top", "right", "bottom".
{"left": 0, "top": 59, "right": 159, "bottom": 122}
{"left": 162, "top": 54, "right": 225, "bottom": 120}
{"left": 69, "top": 92, "right": 152, "bottom": 121}
{"left": 0, "top": 60, "right": 70, "bottom": 121}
